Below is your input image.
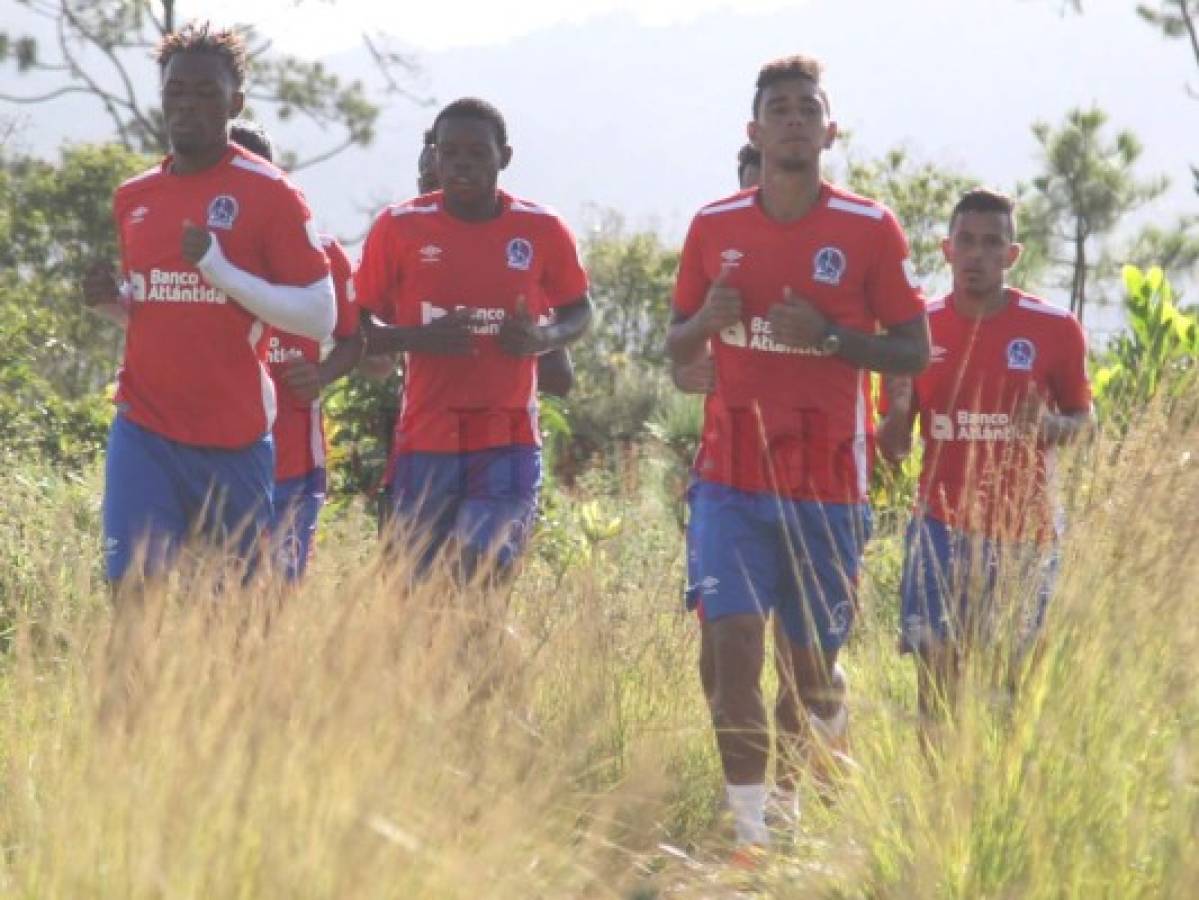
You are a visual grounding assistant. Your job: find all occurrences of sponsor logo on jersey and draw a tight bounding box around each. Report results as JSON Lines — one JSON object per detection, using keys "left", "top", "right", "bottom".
{"left": 267, "top": 334, "right": 306, "bottom": 365}
{"left": 813, "top": 246, "right": 847, "bottom": 286}
{"left": 932, "top": 410, "right": 1016, "bottom": 442}
{"left": 720, "top": 248, "right": 744, "bottom": 267}
{"left": 720, "top": 315, "right": 823, "bottom": 355}
{"left": 206, "top": 194, "right": 239, "bottom": 230}
{"left": 129, "top": 205, "right": 149, "bottom": 225}
{"left": 505, "top": 237, "right": 534, "bottom": 271}
{"left": 1006, "top": 338, "right": 1036, "bottom": 371}
{"left": 420, "top": 244, "right": 443, "bottom": 263}
{"left": 930, "top": 344, "right": 947, "bottom": 364}
{"left": 421, "top": 301, "right": 508, "bottom": 336}
{"left": 130, "top": 268, "right": 228, "bottom": 304}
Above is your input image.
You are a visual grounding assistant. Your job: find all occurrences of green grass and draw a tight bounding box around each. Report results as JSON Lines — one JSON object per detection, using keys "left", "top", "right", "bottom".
{"left": 0, "top": 405, "right": 1196, "bottom": 898}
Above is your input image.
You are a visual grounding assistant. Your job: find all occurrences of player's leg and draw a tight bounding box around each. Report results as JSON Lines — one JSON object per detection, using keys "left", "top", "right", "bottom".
{"left": 453, "top": 444, "right": 541, "bottom": 584}
{"left": 272, "top": 466, "right": 327, "bottom": 581}
{"left": 689, "top": 482, "right": 777, "bottom": 849}
{"left": 900, "top": 515, "right": 965, "bottom": 753}
{"left": 383, "top": 451, "right": 465, "bottom": 579}
{"left": 190, "top": 434, "right": 275, "bottom": 582}
{"left": 775, "top": 500, "right": 871, "bottom": 792}
{"left": 102, "top": 413, "right": 190, "bottom": 586}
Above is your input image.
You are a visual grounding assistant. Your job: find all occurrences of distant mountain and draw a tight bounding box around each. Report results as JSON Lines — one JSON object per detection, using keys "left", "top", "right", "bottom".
{"left": 6, "top": 0, "right": 1195, "bottom": 316}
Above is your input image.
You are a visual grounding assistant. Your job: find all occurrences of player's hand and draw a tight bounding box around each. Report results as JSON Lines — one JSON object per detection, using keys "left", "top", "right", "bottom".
{"left": 181, "top": 220, "right": 213, "bottom": 265}
{"left": 1011, "top": 388, "right": 1047, "bottom": 442}
{"left": 82, "top": 261, "right": 121, "bottom": 307}
{"left": 767, "top": 286, "right": 826, "bottom": 348}
{"left": 413, "top": 307, "right": 473, "bottom": 355}
{"left": 498, "top": 295, "right": 548, "bottom": 356}
{"left": 877, "top": 411, "right": 914, "bottom": 462}
{"left": 672, "top": 353, "right": 716, "bottom": 394}
{"left": 280, "top": 357, "right": 323, "bottom": 403}
{"left": 696, "top": 265, "right": 742, "bottom": 336}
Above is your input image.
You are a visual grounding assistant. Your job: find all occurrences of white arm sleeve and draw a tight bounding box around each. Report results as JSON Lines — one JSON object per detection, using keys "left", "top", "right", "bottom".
{"left": 195, "top": 232, "right": 335, "bottom": 341}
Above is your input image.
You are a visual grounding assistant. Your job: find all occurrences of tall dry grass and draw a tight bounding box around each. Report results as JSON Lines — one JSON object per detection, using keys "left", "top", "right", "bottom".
{"left": 0, "top": 398, "right": 1196, "bottom": 898}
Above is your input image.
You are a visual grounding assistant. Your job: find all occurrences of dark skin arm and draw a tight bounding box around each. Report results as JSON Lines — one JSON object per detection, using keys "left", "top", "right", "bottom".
{"left": 767, "top": 287, "right": 931, "bottom": 375}
{"left": 498, "top": 295, "right": 592, "bottom": 356}
{"left": 279, "top": 328, "right": 367, "bottom": 403}
{"left": 537, "top": 349, "right": 574, "bottom": 397}
{"left": 361, "top": 307, "right": 473, "bottom": 356}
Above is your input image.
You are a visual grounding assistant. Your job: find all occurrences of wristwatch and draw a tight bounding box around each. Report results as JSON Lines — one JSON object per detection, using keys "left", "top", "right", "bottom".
{"left": 820, "top": 324, "right": 843, "bottom": 357}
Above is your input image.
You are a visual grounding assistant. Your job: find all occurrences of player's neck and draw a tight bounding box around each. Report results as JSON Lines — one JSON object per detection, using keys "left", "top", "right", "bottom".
{"left": 444, "top": 190, "right": 503, "bottom": 223}
{"left": 955, "top": 285, "right": 1010, "bottom": 319}
{"left": 170, "top": 140, "right": 230, "bottom": 176}
{"left": 758, "top": 166, "right": 822, "bottom": 223}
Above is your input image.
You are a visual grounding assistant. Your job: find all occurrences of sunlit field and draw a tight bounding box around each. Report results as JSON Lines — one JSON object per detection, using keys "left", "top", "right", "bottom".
{"left": 0, "top": 398, "right": 1196, "bottom": 898}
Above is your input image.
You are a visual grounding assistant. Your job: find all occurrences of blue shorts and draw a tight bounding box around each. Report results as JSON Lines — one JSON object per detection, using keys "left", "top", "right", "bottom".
{"left": 899, "top": 515, "right": 1058, "bottom": 653}
{"left": 272, "top": 467, "right": 327, "bottom": 581}
{"left": 382, "top": 446, "right": 541, "bottom": 577}
{"left": 684, "top": 481, "right": 872, "bottom": 649}
{"left": 102, "top": 412, "right": 274, "bottom": 582}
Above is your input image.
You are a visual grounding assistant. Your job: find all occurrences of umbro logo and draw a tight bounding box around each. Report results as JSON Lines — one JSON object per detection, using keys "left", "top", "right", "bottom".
{"left": 930, "top": 345, "right": 947, "bottom": 363}
{"left": 129, "top": 205, "right": 149, "bottom": 225}
{"left": 419, "top": 244, "right": 443, "bottom": 263}
{"left": 720, "top": 248, "right": 744, "bottom": 266}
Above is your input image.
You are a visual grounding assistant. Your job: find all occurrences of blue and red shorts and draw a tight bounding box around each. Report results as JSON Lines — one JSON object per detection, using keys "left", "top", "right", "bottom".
{"left": 685, "top": 480, "right": 872, "bottom": 649}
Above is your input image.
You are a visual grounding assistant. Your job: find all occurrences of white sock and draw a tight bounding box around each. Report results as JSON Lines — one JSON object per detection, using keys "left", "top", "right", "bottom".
{"left": 726, "top": 782, "right": 769, "bottom": 846}
{"left": 810, "top": 704, "right": 848, "bottom": 741}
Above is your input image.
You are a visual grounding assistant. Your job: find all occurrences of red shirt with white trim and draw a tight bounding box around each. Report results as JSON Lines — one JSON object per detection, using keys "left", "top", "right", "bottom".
{"left": 268, "top": 235, "right": 358, "bottom": 481}
{"left": 913, "top": 289, "right": 1091, "bottom": 539}
{"left": 674, "top": 183, "right": 925, "bottom": 502}
{"left": 113, "top": 145, "right": 330, "bottom": 448}
{"left": 354, "top": 190, "right": 589, "bottom": 454}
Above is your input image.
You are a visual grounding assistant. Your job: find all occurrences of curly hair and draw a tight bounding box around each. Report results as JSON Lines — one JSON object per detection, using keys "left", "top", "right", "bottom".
{"left": 156, "top": 21, "right": 247, "bottom": 89}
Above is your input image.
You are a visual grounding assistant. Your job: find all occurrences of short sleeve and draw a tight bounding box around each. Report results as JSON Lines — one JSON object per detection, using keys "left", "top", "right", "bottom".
{"left": 866, "top": 209, "right": 925, "bottom": 328}
{"left": 322, "top": 237, "right": 359, "bottom": 339}
{"left": 540, "top": 216, "right": 589, "bottom": 307}
{"left": 673, "top": 216, "right": 709, "bottom": 317}
{"left": 263, "top": 181, "right": 331, "bottom": 287}
{"left": 1049, "top": 316, "right": 1092, "bottom": 413}
{"left": 353, "top": 211, "right": 403, "bottom": 322}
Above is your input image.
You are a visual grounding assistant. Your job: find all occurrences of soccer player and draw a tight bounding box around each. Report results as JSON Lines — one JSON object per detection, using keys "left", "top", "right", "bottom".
{"left": 81, "top": 22, "right": 335, "bottom": 584}
{"left": 412, "top": 124, "right": 575, "bottom": 399}
{"left": 225, "top": 121, "right": 364, "bottom": 581}
{"left": 737, "top": 142, "right": 762, "bottom": 191}
{"left": 354, "top": 97, "right": 592, "bottom": 581}
{"left": 876, "top": 189, "right": 1092, "bottom": 737}
{"left": 668, "top": 55, "right": 929, "bottom": 854}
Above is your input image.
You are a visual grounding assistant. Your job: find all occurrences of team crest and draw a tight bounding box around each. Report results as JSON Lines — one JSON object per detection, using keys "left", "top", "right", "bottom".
{"left": 1006, "top": 338, "right": 1036, "bottom": 371}
{"left": 207, "top": 194, "right": 239, "bottom": 230}
{"left": 813, "top": 246, "right": 847, "bottom": 286}
{"left": 505, "top": 237, "right": 534, "bottom": 271}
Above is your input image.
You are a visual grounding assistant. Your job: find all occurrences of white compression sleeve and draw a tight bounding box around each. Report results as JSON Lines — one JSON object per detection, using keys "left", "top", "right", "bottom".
{"left": 195, "top": 233, "right": 335, "bottom": 341}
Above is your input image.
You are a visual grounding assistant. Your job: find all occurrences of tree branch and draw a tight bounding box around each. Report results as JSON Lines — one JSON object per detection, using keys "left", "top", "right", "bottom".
{"left": 289, "top": 134, "right": 355, "bottom": 171}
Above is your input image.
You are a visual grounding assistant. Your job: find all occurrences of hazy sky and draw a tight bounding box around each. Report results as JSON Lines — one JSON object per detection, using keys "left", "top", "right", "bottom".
{"left": 206, "top": 0, "right": 800, "bottom": 54}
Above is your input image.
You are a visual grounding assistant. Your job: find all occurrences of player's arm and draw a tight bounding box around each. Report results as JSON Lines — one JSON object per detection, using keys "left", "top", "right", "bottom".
{"left": 185, "top": 223, "right": 335, "bottom": 341}
{"left": 1015, "top": 316, "right": 1095, "bottom": 447}
{"left": 537, "top": 349, "right": 573, "bottom": 397}
{"left": 667, "top": 218, "right": 740, "bottom": 366}
{"left": 498, "top": 295, "right": 592, "bottom": 357}
{"left": 877, "top": 375, "right": 918, "bottom": 462}
{"left": 822, "top": 315, "right": 930, "bottom": 375}
{"left": 361, "top": 308, "right": 473, "bottom": 356}
{"left": 81, "top": 262, "right": 130, "bottom": 328}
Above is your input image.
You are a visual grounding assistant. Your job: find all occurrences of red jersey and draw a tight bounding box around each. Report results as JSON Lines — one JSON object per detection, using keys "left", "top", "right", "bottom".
{"left": 354, "top": 190, "right": 589, "bottom": 454}
{"left": 113, "top": 145, "right": 330, "bottom": 448}
{"left": 268, "top": 236, "right": 358, "bottom": 481}
{"left": 913, "top": 289, "right": 1091, "bottom": 539}
{"left": 674, "top": 183, "right": 925, "bottom": 502}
